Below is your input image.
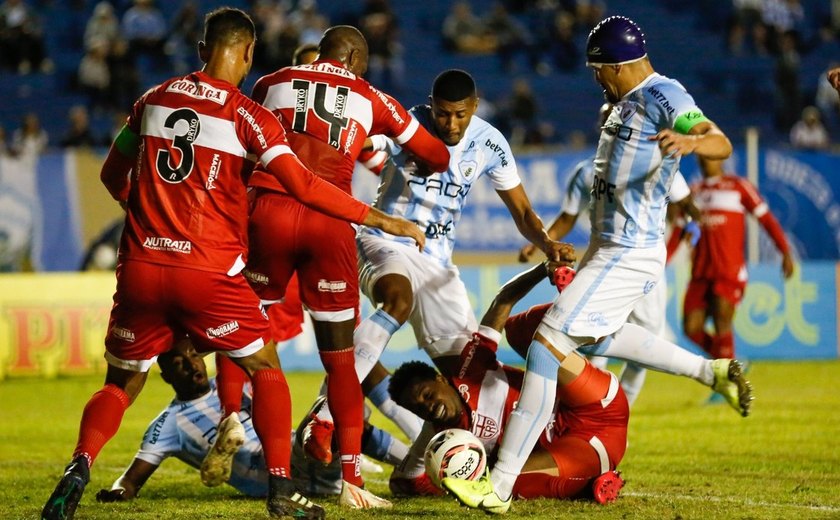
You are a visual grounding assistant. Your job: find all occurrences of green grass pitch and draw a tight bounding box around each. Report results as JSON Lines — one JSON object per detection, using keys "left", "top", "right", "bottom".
{"left": 2, "top": 360, "right": 839, "bottom": 519}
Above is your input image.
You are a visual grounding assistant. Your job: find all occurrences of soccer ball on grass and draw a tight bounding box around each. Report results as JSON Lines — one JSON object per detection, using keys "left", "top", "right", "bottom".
{"left": 423, "top": 428, "right": 487, "bottom": 487}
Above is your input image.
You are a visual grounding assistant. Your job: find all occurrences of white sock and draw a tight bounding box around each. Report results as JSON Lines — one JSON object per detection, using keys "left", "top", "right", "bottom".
{"left": 353, "top": 308, "right": 401, "bottom": 381}
{"left": 491, "top": 340, "right": 561, "bottom": 501}
{"left": 582, "top": 323, "right": 714, "bottom": 386}
{"left": 369, "top": 375, "right": 424, "bottom": 441}
{"left": 618, "top": 362, "right": 647, "bottom": 407}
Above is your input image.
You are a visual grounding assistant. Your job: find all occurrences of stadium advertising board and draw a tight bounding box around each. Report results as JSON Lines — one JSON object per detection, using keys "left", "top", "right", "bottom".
{"left": 0, "top": 263, "right": 835, "bottom": 378}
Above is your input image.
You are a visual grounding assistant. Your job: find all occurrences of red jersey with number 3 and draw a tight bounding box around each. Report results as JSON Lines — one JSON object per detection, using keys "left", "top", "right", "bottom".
{"left": 114, "top": 71, "right": 360, "bottom": 274}
{"left": 249, "top": 59, "right": 420, "bottom": 194}
{"left": 691, "top": 175, "right": 785, "bottom": 282}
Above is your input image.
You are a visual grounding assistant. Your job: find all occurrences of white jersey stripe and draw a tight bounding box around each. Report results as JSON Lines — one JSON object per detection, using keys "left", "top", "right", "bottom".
{"left": 393, "top": 116, "right": 419, "bottom": 144}
{"left": 142, "top": 104, "right": 248, "bottom": 158}
{"left": 601, "top": 372, "right": 619, "bottom": 408}
{"left": 589, "top": 435, "right": 611, "bottom": 474}
{"left": 263, "top": 81, "right": 374, "bottom": 132}
{"left": 702, "top": 191, "right": 746, "bottom": 213}
{"left": 260, "top": 144, "right": 293, "bottom": 166}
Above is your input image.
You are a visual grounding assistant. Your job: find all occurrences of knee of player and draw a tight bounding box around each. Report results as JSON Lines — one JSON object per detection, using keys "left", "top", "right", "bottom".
{"left": 376, "top": 279, "right": 413, "bottom": 323}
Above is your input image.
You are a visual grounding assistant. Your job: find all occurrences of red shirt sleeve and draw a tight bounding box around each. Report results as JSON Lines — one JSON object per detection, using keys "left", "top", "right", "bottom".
{"left": 100, "top": 95, "right": 146, "bottom": 200}
{"left": 370, "top": 89, "right": 450, "bottom": 173}
{"left": 737, "top": 177, "right": 789, "bottom": 254}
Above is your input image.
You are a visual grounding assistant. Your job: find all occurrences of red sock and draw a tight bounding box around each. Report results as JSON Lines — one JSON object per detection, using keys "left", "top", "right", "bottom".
{"left": 320, "top": 348, "right": 364, "bottom": 486}
{"left": 251, "top": 369, "right": 292, "bottom": 479}
{"left": 712, "top": 331, "right": 735, "bottom": 359}
{"left": 687, "top": 330, "right": 714, "bottom": 356}
{"left": 73, "top": 384, "right": 130, "bottom": 468}
{"left": 215, "top": 353, "right": 248, "bottom": 418}
{"left": 513, "top": 472, "right": 591, "bottom": 499}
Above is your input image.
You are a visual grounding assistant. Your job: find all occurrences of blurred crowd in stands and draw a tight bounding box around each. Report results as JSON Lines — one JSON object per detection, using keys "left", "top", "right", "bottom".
{"left": 1, "top": 0, "right": 839, "bottom": 152}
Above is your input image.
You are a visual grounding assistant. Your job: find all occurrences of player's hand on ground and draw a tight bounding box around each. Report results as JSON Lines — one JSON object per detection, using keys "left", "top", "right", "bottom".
{"left": 96, "top": 488, "right": 130, "bottom": 502}
{"left": 650, "top": 129, "right": 696, "bottom": 158}
{"left": 389, "top": 474, "right": 444, "bottom": 497}
{"left": 828, "top": 67, "right": 840, "bottom": 92}
{"left": 518, "top": 243, "right": 538, "bottom": 263}
{"left": 781, "top": 252, "right": 795, "bottom": 279}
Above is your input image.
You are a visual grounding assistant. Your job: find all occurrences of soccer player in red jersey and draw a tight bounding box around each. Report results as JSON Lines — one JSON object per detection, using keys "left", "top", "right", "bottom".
{"left": 41, "top": 9, "right": 425, "bottom": 520}
{"left": 225, "top": 25, "right": 450, "bottom": 508}
{"left": 683, "top": 156, "right": 795, "bottom": 361}
{"left": 388, "top": 261, "right": 628, "bottom": 505}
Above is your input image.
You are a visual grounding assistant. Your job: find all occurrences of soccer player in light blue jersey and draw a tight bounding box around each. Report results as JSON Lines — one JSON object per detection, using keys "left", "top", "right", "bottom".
{"left": 444, "top": 16, "right": 752, "bottom": 514}
{"left": 94, "top": 339, "right": 407, "bottom": 503}
{"left": 299, "top": 69, "right": 575, "bottom": 456}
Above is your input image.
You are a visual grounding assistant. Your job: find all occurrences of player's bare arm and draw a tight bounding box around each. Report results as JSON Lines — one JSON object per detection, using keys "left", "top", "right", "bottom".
{"left": 650, "top": 121, "right": 732, "bottom": 160}
{"left": 519, "top": 212, "right": 578, "bottom": 262}
{"left": 95, "top": 458, "right": 158, "bottom": 502}
{"left": 498, "top": 185, "right": 567, "bottom": 262}
{"left": 363, "top": 207, "right": 426, "bottom": 251}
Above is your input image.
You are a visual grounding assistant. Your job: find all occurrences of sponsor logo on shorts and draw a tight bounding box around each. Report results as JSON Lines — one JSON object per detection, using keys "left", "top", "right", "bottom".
{"left": 243, "top": 269, "right": 269, "bottom": 285}
{"left": 166, "top": 79, "right": 228, "bottom": 105}
{"left": 643, "top": 280, "right": 657, "bottom": 294}
{"left": 143, "top": 236, "right": 192, "bottom": 253}
{"left": 317, "top": 279, "right": 347, "bottom": 293}
{"left": 112, "top": 326, "right": 135, "bottom": 342}
{"left": 206, "top": 320, "right": 240, "bottom": 338}
{"left": 587, "top": 312, "right": 609, "bottom": 327}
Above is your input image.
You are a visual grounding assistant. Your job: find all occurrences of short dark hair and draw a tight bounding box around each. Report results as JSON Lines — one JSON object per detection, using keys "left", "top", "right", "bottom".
{"left": 389, "top": 360, "right": 439, "bottom": 405}
{"left": 204, "top": 7, "right": 255, "bottom": 47}
{"left": 432, "top": 69, "right": 476, "bottom": 102}
{"left": 293, "top": 43, "right": 319, "bottom": 65}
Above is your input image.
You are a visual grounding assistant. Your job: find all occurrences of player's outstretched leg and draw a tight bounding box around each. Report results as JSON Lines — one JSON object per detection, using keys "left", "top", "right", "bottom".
{"left": 267, "top": 474, "right": 326, "bottom": 519}
{"left": 711, "top": 359, "right": 754, "bottom": 417}
{"left": 339, "top": 480, "right": 393, "bottom": 509}
{"left": 201, "top": 411, "right": 246, "bottom": 486}
{"left": 42, "top": 456, "right": 90, "bottom": 520}
{"left": 592, "top": 470, "right": 624, "bottom": 504}
{"left": 442, "top": 472, "right": 511, "bottom": 514}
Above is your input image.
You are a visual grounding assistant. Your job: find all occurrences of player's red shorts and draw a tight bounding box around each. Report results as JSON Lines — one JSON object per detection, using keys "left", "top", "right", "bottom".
{"left": 683, "top": 276, "right": 746, "bottom": 314}
{"left": 504, "top": 303, "right": 551, "bottom": 355}
{"left": 246, "top": 190, "right": 359, "bottom": 321}
{"left": 105, "top": 260, "right": 270, "bottom": 372}
{"left": 266, "top": 273, "right": 305, "bottom": 342}
{"left": 541, "top": 371, "right": 629, "bottom": 478}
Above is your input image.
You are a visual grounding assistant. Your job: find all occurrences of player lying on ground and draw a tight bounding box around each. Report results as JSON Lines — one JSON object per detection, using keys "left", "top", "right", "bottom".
{"left": 95, "top": 339, "right": 408, "bottom": 502}
{"left": 388, "top": 260, "right": 627, "bottom": 504}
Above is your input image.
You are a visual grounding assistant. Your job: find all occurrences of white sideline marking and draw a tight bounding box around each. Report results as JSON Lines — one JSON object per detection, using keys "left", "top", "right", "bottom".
{"left": 623, "top": 491, "right": 840, "bottom": 513}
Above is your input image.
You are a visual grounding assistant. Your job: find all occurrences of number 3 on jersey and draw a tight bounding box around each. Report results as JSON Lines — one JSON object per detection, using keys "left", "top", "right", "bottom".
{"left": 291, "top": 80, "right": 350, "bottom": 150}
{"left": 156, "top": 108, "right": 201, "bottom": 183}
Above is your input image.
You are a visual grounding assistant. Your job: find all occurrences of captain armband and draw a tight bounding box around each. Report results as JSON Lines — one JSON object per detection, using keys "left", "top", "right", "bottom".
{"left": 114, "top": 125, "right": 140, "bottom": 156}
{"left": 673, "top": 110, "right": 710, "bottom": 135}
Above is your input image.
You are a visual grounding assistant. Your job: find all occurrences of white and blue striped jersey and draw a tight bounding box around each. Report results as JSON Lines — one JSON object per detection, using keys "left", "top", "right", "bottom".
{"left": 562, "top": 156, "right": 690, "bottom": 218}
{"left": 135, "top": 381, "right": 268, "bottom": 496}
{"left": 591, "top": 73, "right": 703, "bottom": 248}
{"left": 360, "top": 105, "right": 521, "bottom": 266}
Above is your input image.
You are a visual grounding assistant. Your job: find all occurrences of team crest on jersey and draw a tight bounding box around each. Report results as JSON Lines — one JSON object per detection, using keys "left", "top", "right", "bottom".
{"left": 458, "top": 383, "right": 470, "bottom": 402}
{"left": 619, "top": 102, "right": 637, "bottom": 122}
{"left": 472, "top": 414, "right": 499, "bottom": 439}
{"left": 459, "top": 160, "right": 477, "bottom": 179}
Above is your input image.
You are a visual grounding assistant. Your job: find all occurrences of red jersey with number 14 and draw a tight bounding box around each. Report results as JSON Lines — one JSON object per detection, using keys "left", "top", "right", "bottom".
{"left": 691, "top": 174, "right": 789, "bottom": 282}
{"left": 249, "top": 59, "right": 420, "bottom": 194}
{"left": 109, "top": 71, "right": 367, "bottom": 275}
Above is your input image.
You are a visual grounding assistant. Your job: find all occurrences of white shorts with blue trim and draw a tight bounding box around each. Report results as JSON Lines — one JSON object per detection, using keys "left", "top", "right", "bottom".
{"left": 538, "top": 236, "right": 666, "bottom": 344}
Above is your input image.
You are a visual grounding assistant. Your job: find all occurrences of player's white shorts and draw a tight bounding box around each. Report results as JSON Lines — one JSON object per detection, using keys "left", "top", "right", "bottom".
{"left": 357, "top": 234, "right": 477, "bottom": 358}
{"left": 538, "top": 237, "right": 666, "bottom": 344}
{"left": 628, "top": 270, "right": 666, "bottom": 337}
